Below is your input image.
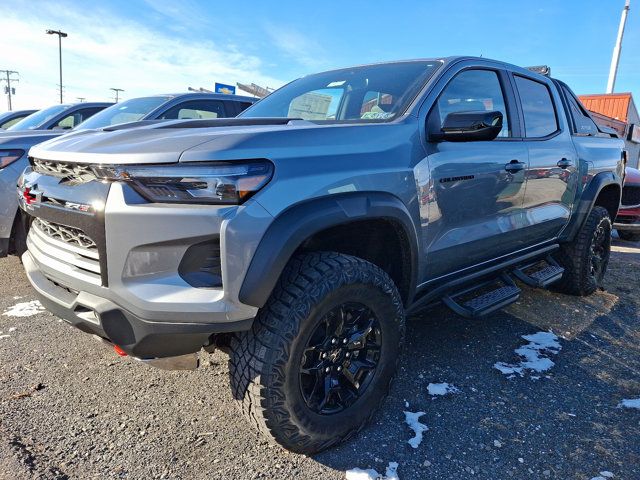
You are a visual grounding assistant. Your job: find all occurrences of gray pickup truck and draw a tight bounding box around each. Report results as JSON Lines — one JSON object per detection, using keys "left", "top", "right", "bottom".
{"left": 17, "top": 57, "right": 625, "bottom": 454}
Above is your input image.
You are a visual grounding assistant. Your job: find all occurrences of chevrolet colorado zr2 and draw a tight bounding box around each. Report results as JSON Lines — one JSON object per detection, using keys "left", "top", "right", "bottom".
{"left": 17, "top": 57, "right": 625, "bottom": 454}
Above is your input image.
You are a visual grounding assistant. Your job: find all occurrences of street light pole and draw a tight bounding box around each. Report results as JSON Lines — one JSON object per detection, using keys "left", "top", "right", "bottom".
{"left": 46, "top": 29, "right": 68, "bottom": 103}
{"left": 110, "top": 88, "right": 124, "bottom": 102}
{"left": 606, "top": 0, "right": 631, "bottom": 94}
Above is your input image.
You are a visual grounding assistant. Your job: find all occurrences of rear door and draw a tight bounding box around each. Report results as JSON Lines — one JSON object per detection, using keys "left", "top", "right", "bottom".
{"left": 421, "top": 66, "right": 529, "bottom": 279}
{"left": 513, "top": 73, "right": 578, "bottom": 243}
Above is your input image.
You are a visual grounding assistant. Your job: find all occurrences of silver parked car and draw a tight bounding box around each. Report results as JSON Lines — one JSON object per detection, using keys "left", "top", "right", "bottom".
{"left": 0, "top": 102, "right": 113, "bottom": 256}
{"left": 0, "top": 94, "right": 256, "bottom": 257}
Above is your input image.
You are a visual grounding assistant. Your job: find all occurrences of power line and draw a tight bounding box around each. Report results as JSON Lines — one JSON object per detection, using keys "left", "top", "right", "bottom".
{"left": 110, "top": 88, "right": 124, "bottom": 102}
{"left": 0, "top": 70, "right": 19, "bottom": 111}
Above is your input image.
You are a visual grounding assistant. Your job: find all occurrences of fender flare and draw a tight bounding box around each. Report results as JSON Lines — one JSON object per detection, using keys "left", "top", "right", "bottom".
{"left": 560, "top": 171, "right": 622, "bottom": 242}
{"left": 239, "top": 192, "right": 420, "bottom": 308}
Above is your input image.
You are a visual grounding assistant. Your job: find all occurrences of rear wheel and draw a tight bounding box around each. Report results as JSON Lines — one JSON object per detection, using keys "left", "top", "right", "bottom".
{"left": 617, "top": 230, "right": 640, "bottom": 242}
{"left": 229, "top": 252, "right": 405, "bottom": 453}
{"left": 556, "top": 206, "right": 611, "bottom": 296}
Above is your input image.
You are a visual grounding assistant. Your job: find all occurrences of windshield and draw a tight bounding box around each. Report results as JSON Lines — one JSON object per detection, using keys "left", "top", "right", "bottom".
{"left": 76, "top": 96, "right": 172, "bottom": 130}
{"left": 7, "top": 105, "right": 69, "bottom": 131}
{"left": 241, "top": 61, "right": 440, "bottom": 123}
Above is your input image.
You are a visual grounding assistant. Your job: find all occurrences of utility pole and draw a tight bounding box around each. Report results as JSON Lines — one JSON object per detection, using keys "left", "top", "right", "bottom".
{"left": 46, "top": 29, "right": 68, "bottom": 103}
{"left": 76, "top": 97, "right": 85, "bottom": 102}
{"left": 607, "top": 0, "right": 631, "bottom": 94}
{"left": 0, "top": 70, "right": 19, "bottom": 110}
{"left": 110, "top": 88, "right": 124, "bottom": 102}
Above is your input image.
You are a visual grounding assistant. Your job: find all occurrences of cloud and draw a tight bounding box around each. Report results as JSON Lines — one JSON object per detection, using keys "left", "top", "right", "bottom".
{"left": 0, "top": 2, "right": 286, "bottom": 110}
{"left": 264, "top": 22, "right": 328, "bottom": 70}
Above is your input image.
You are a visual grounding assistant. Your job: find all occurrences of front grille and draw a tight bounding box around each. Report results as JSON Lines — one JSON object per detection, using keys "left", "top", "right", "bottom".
{"left": 34, "top": 218, "right": 96, "bottom": 249}
{"left": 27, "top": 218, "right": 101, "bottom": 285}
{"left": 32, "top": 158, "right": 96, "bottom": 184}
{"left": 621, "top": 184, "right": 640, "bottom": 207}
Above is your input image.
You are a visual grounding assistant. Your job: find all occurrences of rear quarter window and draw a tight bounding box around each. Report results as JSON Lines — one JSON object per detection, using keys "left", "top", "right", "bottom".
{"left": 563, "top": 87, "right": 599, "bottom": 136}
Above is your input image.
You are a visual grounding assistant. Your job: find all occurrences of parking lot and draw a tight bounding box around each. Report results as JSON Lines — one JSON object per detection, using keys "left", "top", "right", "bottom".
{"left": 0, "top": 238, "right": 638, "bottom": 480}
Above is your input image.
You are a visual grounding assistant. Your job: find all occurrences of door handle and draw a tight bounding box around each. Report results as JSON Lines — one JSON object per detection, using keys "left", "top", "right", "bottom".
{"left": 505, "top": 160, "right": 525, "bottom": 173}
{"left": 557, "top": 158, "right": 572, "bottom": 169}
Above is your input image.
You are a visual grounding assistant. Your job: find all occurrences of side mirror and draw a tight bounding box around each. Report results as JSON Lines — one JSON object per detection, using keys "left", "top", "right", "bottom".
{"left": 431, "top": 110, "right": 503, "bottom": 142}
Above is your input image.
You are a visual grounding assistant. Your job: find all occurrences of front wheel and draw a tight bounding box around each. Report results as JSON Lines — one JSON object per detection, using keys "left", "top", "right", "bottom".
{"left": 555, "top": 206, "right": 612, "bottom": 296}
{"left": 229, "top": 252, "right": 405, "bottom": 454}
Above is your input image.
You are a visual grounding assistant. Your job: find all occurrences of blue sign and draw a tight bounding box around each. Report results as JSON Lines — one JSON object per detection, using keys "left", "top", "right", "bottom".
{"left": 215, "top": 82, "right": 236, "bottom": 95}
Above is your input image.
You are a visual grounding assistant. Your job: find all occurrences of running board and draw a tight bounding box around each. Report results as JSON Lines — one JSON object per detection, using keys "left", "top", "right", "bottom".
{"left": 442, "top": 274, "right": 521, "bottom": 318}
{"left": 512, "top": 256, "right": 564, "bottom": 288}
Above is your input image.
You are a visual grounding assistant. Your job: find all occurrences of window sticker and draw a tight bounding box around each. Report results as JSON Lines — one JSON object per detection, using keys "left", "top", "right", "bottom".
{"left": 361, "top": 111, "right": 394, "bottom": 119}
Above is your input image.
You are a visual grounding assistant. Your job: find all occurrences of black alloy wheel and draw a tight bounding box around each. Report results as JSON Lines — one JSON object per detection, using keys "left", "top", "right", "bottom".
{"left": 299, "top": 302, "right": 382, "bottom": 415}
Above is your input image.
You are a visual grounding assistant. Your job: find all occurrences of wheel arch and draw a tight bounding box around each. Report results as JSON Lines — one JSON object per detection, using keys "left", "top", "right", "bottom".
{"left": 238, "top": 192, "right": 419, "bottom": 308}
{"left": 560, "top": 171, "right": 621, "bottom": 242}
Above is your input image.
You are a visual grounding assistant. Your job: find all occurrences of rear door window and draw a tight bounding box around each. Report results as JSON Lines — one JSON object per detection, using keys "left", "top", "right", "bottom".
{"left": 160, "top": 100, "right": 227, "bottom": 119}
{"left": 514, "top": 76, "right": 558, "bottom": 138}
{"left": 235, "top": 101, "right": 254, "bottom": 115}
{"left": 54, "top": 107, "right": 105, "bottom": 129}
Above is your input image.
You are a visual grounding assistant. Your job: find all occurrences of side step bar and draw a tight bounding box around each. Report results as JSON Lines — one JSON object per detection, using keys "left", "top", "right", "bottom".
{"left": 512, "top": 256, "right": 564, "bottom": 288}
{"left": 442, "top": 274, "right": 521, "bottom": 318}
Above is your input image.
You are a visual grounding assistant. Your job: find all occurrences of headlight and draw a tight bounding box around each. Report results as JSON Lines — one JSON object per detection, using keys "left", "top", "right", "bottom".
{"left": 0, "top": 149, "right": 25, "bottom": 168}
{"left": 92, "top": 161, "right": 273, "bottom": 204}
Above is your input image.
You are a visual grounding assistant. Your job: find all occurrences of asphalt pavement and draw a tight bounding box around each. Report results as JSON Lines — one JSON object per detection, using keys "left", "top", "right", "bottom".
{"left": 0, "top": 240, "right": 639, "bottom": 479}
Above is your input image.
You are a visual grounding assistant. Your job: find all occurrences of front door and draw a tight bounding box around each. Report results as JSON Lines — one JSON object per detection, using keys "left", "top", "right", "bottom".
{"left": 420, "top": 68, "right": 530, "bottom": 280}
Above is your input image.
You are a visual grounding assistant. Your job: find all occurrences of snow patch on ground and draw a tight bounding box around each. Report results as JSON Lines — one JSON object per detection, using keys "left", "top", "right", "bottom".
{"left": 346, "top": 462, "right": 399, "bottom": 480}
{"left": 0, "top": 334, "right": 9, "bottom": 340}
{"left": 427, "top": 383, "right": 459, "bottom": 396}
{"left": 590, "top": 471, "right": 615, "bottom": 480}
{"left": 2, "top": 300, "right": 44, "bottom": 317}
{"left": 404, "top": 411, "right": 428, "bottom": 448}
{"left": 494, "top": 331, "right": 561, "bottom": 377}
{"left": 619, "top": 398, "right": 640, "bottom": 409}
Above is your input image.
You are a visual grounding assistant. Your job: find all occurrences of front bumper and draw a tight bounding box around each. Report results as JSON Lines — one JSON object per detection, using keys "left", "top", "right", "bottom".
{"left": 24, "top": 249, "right": 252, "bottom": 358}
{"left": 614, "top": 206, "right": 640, "bottom": 232}
{"left": 19, "top": 170, "right": 274, "bottom": 358}
{"left": 613, "top": 221, "right": 640, "bottom": 232}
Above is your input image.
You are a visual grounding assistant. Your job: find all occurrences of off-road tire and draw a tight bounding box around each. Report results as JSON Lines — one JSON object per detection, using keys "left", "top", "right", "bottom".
{"left": 617, "top": 230, "right": 640, "bottom": 242}
{"left": 555, "top": 206, "right": 611, "bottom": 296}
{"left": 229, "top": 251, "right": 405, "bottom": 454}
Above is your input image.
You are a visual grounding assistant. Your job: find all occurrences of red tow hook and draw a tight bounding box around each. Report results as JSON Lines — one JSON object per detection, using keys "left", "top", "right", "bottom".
{"left": 113, "top": 345, "right": 128, "bottom": 357}
{"left": 23, "top": 187, "right": 37, "bottom": 205}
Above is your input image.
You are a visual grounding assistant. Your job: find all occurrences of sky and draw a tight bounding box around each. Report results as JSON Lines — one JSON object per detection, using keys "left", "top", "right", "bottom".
{"left": 1, "top": 0, "right": 639, "bottom": 111}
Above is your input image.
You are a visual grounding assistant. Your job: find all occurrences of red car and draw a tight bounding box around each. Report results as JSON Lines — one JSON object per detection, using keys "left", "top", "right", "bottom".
{"left": 615, "top": 167, "right": 640, "bottom": 242}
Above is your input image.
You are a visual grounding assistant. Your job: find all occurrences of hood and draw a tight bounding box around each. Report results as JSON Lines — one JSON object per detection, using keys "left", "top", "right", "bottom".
{"left": 0, "top": 129, "right": 63, "bottom": 139}
{"left": 28, "top": 118, "right": 408, "bottom": 165}
{"left": 0, "top": 130, "right": 63, "bottom": 150}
